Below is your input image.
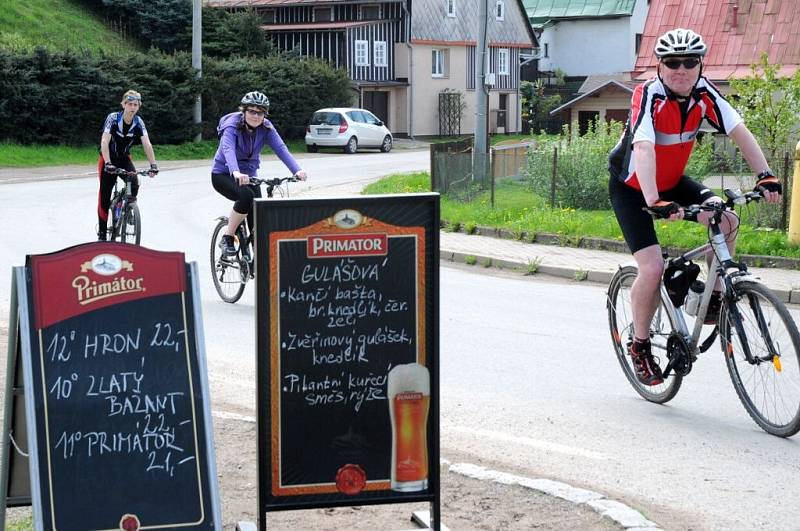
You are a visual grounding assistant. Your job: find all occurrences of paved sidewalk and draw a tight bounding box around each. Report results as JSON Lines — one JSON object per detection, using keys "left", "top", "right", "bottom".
{"left": 440, "top": 231, "right": 800, "bottom": 304}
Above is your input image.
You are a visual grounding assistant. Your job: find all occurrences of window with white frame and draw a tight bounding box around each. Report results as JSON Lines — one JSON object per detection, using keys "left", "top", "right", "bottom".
{"left": 432, "top": 49, "right": 446, "bottom": 77}
{"left": 374, "top": 41, "right": 387, "bottom": 66}
{"left": 446, "top": 0, "right": 456, "bottom": 17}
{"left": 498, "top": 48, "right": 509, "bottom": 75}
{"left": 355, "top": 40, "right": 369, "bottom": 66}
{"left": 495, "top": 0, "right": 505, "bottom": 20}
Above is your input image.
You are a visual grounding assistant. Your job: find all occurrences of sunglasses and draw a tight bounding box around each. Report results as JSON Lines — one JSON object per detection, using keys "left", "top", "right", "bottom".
{"left": 661, "top": 58, "right": 701, "bottom": 70}
{"left": 245, "top": 108, "right": 266, "bottom": 117}
{"left": 125, "top": 95, "right": 141, "bottom": 102}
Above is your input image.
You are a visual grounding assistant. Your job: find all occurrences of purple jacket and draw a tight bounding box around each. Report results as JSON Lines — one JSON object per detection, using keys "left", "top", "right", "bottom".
{"left": 211, "top": 112, "right": 301, "bottom": 177}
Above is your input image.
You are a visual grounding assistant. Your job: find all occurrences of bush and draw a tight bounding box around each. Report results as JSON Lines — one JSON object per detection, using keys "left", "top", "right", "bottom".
{"left": 0, "top": 47, "right": 353, "bottom": 145}
{"left": 524, "top": 121, "right": 623, "bottom": 210}
{"left": 202, "top": 55, "right": 353, "bottom": 139}
{"left": 0, "top": 48, "right": 199, "bottom": 145}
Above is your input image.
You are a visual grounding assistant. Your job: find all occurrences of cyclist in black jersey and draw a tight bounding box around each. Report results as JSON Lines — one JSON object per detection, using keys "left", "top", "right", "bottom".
{"left": 96, "top": 90, "right": 159, "bottom": 241}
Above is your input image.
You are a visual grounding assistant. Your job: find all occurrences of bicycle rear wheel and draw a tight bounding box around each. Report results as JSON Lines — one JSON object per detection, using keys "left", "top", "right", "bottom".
{"left": 720, "top": 280, "right": 800, "bottom": 437}
{"left": 120, "top": 203, "right": 141, "bottom": 245}
{"left": 607, "top": 265, "right": 683, "bottom": 403}
{"left": 210, "top": 219, "right": 247, "bottom": 303}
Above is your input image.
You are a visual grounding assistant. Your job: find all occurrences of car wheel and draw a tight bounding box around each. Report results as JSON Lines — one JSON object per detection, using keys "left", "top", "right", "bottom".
{"left": 306, "top": 144, "right": 318, "bottom": 153}
{"left": 344, "top": 136, "right": 358, "bottom": 154}
{"left": 380, "top": 135, "right": 392, "bottom": 153}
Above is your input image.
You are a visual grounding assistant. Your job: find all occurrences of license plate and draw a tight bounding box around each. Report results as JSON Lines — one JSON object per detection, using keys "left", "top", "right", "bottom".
{"left": 316, "top": 128, "right": 332, "bottom": 135}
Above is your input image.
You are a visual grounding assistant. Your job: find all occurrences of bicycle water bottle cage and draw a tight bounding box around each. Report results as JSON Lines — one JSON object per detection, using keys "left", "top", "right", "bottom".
{"left": 663, "top": 261, "right": 701, "bottom": 307}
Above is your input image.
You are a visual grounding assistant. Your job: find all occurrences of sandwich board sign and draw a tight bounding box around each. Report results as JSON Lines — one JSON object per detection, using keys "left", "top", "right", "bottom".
{"left": 0, "top": 242, "right": 221, "bottom": 530}
{"left": 254, "top": 193, "right": 441, "bottom": 530}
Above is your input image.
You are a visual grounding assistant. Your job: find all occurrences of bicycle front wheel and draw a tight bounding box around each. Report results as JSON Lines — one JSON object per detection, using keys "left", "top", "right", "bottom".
{"left": 120, "top": 203, "right": 141, "bottom": 245}
{"left": 210, "top": 219, "right": 246, "bottom": 304}
{"left": 607, "top": 265, "right": 683, "bottom": 403}
{"left": 720, "top": 280, "right": 800, "bottom": 437}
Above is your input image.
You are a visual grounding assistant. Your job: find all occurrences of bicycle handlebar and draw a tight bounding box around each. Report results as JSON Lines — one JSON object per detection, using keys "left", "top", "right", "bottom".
{"left": 108, "top": 168, "right": 151, "bottom": 178}
{"left": 249, "top": 176, "right": 301, "bottom": 188}
{"left": 643, "top": 188, "right": 763, "bottom": 222}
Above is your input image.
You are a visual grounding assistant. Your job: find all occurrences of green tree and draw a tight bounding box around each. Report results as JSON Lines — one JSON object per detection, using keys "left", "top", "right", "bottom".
{"left": 729, "top": 52, "right": 800, "bottom": 164}
{"left": 520, "top": 79, "right": 561, "bottom": 134}
{"left": 202, "top": 8, "right": 276, "bottom": 58}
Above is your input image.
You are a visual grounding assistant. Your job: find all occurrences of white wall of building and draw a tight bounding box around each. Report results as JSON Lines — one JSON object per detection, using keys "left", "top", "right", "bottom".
{"left": 537, "top": 0, "right": 648, "bottom": 76}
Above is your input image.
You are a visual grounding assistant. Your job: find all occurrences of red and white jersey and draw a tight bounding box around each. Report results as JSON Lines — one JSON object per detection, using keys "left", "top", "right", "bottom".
{"left": 609, "top": 76, "right": 742, "bottom": 191}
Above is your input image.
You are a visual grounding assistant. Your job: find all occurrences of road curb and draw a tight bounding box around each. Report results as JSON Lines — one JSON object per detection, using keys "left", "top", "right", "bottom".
{"left": 440, "top": 250, "right": 799, "bottom": 303}
{"left": 441, "top": 250, "right": 605, "bottom": 285}
{"left": 447, "top": 462, "right": 662, "bottom": 530}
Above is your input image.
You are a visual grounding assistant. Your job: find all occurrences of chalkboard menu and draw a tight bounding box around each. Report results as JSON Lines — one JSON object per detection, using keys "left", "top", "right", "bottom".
{"left": 2, "top": 243, "right": 221, "bottom": 530}
{"left": 255, "top": 194, "right": 440, "bottom": 517}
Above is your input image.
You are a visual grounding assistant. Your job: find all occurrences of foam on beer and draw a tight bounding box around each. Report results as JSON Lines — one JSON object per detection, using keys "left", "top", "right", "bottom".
{"left": 387, "top": 363, "right": 430, "bottom": 397}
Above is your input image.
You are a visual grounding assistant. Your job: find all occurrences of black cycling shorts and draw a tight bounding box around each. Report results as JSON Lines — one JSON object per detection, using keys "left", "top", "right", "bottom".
{"left": 609, "top": 174, "right": 716, "bottom": 254}
{"left": 212, "top": 172, "right": 262, "bottom": 214}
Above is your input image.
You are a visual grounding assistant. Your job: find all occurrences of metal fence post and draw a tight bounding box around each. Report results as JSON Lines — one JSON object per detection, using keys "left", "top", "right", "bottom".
{"left": 550, "top": 146, "right": 558, "bottom": 208}
{"left": 782, "top": 151, "right": 790, "bottom": 231}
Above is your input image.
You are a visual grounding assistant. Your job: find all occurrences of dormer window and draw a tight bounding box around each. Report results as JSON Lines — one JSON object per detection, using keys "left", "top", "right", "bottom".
{"left": 360, "top": 4, "right": 381, "bottom": 20}
{"left": 446, "top": 0, "right": 456, "bottom": 18}
{"left": 313, "top": 7, "right": 333, "bottom": 22}
{"left": 495, "top": 0, "right": 505, "bottom": 20}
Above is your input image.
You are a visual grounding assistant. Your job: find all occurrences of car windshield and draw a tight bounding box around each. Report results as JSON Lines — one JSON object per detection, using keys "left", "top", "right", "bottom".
{"left": 310, "top": 112, "right": 342, "bottom": 126}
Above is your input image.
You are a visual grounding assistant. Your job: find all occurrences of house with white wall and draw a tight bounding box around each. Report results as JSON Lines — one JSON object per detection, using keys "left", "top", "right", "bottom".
{"left": 209, "top": 0, "right": 537, "bottom": 137}
{"left": 522, "top": 0, "right": 649, "bottom": 76}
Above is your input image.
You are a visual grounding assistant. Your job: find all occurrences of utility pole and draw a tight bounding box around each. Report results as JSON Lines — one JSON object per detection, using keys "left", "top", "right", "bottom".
{"left": 192, "top": 0, "right": 202, "bottom": 142}
{"left": 473, "top": 0, "right": 489, "bottom": 180}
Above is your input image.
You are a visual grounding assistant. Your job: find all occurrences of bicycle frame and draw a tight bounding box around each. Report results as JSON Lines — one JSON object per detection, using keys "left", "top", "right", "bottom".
{"left": 658, "top": 216, "right": 763, "bottom": 361}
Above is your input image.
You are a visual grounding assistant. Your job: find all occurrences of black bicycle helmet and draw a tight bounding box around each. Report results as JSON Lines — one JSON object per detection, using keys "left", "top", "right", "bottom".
{"left": 241, "top": 91, "right": 270, "bottom": 111}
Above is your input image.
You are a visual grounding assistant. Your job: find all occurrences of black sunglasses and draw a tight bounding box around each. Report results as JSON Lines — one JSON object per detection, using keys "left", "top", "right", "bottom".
{"left": 662, "top": 57, "right": 701, "bottom": 70}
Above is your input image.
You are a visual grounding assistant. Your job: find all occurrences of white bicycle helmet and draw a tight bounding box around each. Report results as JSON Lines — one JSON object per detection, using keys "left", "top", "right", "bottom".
{"left": 241, "top": 91, "right": 270, "bottom": 111}
{"left": 654, "top": 28, "right": 707, "bottom": 58}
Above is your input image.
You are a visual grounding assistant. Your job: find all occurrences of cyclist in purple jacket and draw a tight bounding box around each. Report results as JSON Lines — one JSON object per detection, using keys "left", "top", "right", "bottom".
{"left": 212, "top": 91, "right": 308, "bottom": 255}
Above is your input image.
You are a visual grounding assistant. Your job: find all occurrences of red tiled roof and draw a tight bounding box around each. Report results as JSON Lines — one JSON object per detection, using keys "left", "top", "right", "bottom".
{"left": 634, "top": 0, "right": 800, "bottom": 81}
{"left": 260, "top": 20, "right": 373, "bottom": 30}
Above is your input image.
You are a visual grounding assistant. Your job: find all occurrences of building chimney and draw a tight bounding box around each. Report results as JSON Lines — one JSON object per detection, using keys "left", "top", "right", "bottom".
{"left": 732, "top": 4, "right": 738, "bottom": 30}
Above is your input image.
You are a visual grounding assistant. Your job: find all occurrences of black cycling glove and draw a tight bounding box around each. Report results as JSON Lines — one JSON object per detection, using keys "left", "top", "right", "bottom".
{"left": 104, "top": 162, "right": 116, "bottom": 173}
{"left": 644, "top": 200, "right": 680, "bottom": 219}
{"left": 148, "top": 163, "right": 159, "bottom": 175}
{"left": 754, "top": 172, "right": 781, "bottom": 195}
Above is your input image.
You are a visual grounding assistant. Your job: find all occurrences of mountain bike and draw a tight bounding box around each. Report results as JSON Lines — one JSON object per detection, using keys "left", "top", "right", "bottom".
{"left": 210, "top": 176, "right": 299, "bottom": 303}
{"left": 607, "top": 189, "right": 800, "bottom": 437}
{"left": 107, "top": 168, "right": 150, "bottom": 244}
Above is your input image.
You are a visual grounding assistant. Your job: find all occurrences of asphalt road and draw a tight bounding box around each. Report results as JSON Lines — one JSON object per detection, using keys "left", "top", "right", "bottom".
{"left": 2, "top": 151, "right": 800, "bottom": 529}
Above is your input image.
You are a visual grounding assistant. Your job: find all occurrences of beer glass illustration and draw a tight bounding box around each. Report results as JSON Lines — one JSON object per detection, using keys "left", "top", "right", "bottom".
{"left": 388, "top": 362, "right": 430, "bottom": 492}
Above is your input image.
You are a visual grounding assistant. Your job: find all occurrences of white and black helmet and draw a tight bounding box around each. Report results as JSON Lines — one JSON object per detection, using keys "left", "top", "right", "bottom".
{"left": 241, "top": 91, "right": 270, "bottom": 110}
{"left": 654, "top": 28, "right": 707, "bottom": 58}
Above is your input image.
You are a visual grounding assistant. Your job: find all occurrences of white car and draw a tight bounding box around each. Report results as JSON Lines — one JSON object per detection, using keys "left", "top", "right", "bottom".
{"left": 305, "top": 107, "right": 393, "bottom": 154}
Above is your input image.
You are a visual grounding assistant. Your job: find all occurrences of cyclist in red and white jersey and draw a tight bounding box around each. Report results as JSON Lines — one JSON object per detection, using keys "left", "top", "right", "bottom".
{"left": 608, "top": 28, "right": 782, "bottom": 386}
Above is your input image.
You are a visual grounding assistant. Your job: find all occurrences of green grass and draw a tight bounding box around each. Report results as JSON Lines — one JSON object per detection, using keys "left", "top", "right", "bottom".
{"left": 7, "top": 516, "right": 32, "bottom": 530}
{"left": 362, "top": 173, "right": 800, "bottom": 259}
{"left": 0, "top": 0, "right": 138, "bottom": 53}
{"left": 0, "top": 139, "right": 310, "bottom": 168}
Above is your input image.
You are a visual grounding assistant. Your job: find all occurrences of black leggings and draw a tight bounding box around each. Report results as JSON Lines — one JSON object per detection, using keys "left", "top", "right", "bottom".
{"left": 212, "top": 173, "right": 262, "bottom": 230}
